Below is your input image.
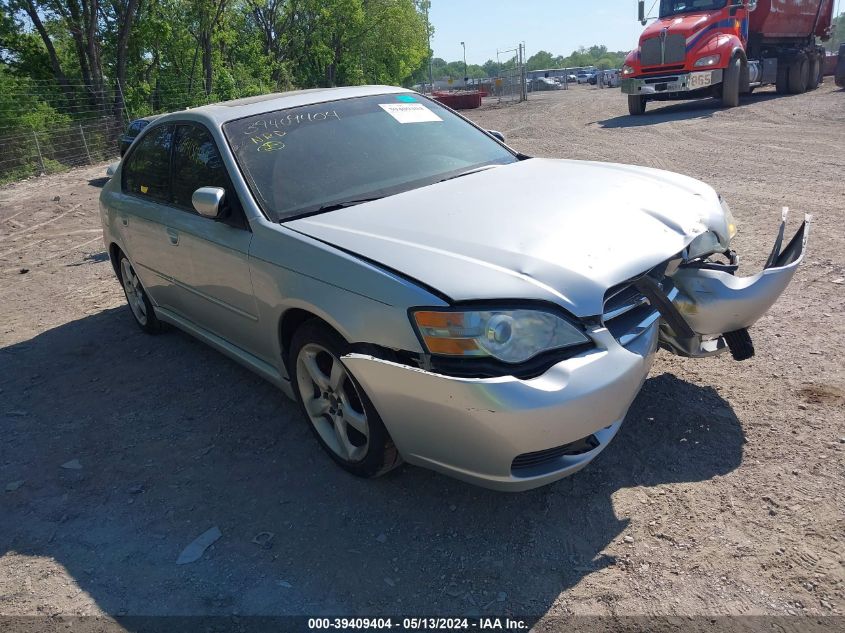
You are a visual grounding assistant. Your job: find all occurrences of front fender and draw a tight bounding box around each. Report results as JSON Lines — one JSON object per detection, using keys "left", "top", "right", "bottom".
{"left": 692, "top": 33, "right": 744, "bottom": 67}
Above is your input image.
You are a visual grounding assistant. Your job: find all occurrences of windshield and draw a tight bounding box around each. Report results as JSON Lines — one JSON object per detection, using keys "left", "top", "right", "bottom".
{"left": 223, "top": 93, "right": 518, "bottom": 221}
{"left": 659, "top": 0, "right": 728, "bottom": 18}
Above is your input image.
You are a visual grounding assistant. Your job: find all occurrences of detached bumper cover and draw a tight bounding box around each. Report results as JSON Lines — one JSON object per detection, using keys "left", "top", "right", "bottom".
{"left": 661, "top": 214, "right": 810, "bottom": 356}
{"left": 342, "top": 326, "right": 659, "bottom": 491}
{"left": 621, "top": 69, "right": 723, "bottom": 95}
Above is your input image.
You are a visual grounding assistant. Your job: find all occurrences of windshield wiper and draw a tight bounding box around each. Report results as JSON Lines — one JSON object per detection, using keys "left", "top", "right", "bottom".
{"left": 312, "top": 196, "right": 385, "bottom": 214}
{"left": 438, "top": 165, "right": 499, "bottom": 184}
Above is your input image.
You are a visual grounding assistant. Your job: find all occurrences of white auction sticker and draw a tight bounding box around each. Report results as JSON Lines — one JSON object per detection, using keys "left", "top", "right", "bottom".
{"left": 379, "top": 103, "right": 442, "bottom": 123}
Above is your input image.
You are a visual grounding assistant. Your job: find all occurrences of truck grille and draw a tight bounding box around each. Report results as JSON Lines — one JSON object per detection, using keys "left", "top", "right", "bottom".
{"left": 640, "top": 33, "right": 687, "bottom": 67}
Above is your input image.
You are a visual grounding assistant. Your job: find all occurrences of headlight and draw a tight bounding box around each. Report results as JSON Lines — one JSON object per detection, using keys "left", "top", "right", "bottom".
{"left": 622, "top": 64, "right": 635, "bottom": 75}
{"left": 685, "top": 230, "right": 723, "bottom": 260}
{"left": 411, "top": 309, "right": 590, "bottom": 364}
{"left": 720, "top": 196, "right": 737, "bottom": 241}
{"left": 694, "top": 54, "right": 721, "bottom": 67}
{"left": 687, "top": 196, "right": 738, "bottom": 259}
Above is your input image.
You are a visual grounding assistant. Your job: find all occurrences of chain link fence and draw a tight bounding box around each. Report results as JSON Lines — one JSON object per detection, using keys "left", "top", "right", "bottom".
{"left": 0, "top": 78, "right": 272, "bottom": 185}
{"left": 0, "top": 117, "right": 125, "bottom": 183}
{"left": 490, "top": 66, "right": 528, "bottom": 104}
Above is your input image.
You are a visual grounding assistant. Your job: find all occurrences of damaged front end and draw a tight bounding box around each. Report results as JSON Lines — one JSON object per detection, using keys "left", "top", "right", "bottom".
{"left": 654, "top": 209, "right": 810, "bottom": 360}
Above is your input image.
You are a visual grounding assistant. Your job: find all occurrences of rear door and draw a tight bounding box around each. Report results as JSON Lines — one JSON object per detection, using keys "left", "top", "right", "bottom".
{"left": 114, "top": 124, "right": 189, "bottom": 312}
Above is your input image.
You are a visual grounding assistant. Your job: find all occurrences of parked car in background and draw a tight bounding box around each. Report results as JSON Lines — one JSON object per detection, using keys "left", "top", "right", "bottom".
{"left": 100, "top": 86, "right": 808, "bottom": 491}
{"left": 531, "top": 77, "right": 561, "bottom": 91}
{"left": 836, "top": 43, "right": 845, "bottom": 88}
{"left": 576, "top": 71, "right": 595, "bottom": 85}
{"left": 567, "top": 73, "right": 577, "bottom": 83}
{"left": 119, "top": 115, "right": 161, "bottom": 157}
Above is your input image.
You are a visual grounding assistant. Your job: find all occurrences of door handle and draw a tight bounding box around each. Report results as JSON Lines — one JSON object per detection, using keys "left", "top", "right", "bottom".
{"left": 120, "top": 217, "right": 128, "bottom": 226}
{"left": 166, "top": 228, "right": 179, "bottom": 245}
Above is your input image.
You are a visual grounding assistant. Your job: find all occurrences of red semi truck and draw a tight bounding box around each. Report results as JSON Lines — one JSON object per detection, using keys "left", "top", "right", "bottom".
{"left": 621, "top": 0, "right": 835, "bottom": 115}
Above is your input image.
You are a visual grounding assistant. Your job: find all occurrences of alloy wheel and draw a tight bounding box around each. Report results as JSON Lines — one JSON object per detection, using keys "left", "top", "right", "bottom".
{"left": 295, "top": 343, "right": 369, "bottom": 462}
{"left": 120, "top": 258, "right": 148, "bottom": 326}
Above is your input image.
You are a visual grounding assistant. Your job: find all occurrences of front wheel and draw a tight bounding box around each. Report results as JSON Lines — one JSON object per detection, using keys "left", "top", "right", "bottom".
{"left": 627, "top": 94, "right": 646, "bottom": 115}
{"left": 721, "top": 56, "right": 741, "bottom": 108}
{"left": 290, "top": 320, "right": 401, "bottom": 478}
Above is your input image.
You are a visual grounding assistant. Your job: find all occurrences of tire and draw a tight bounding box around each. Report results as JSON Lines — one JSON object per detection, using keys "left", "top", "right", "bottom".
{"left": 721, "top": 56, "right": 741, "bottom": 108}
{"left": 290, "top": 320, "right": 402, "bottom": 478}
{"left": 627, "top": 94, "right": 646, "bottom": 115}
{"left": 807, "top": 55, "right": 820, "bottom": 90}
{"left": 788, "top": 55, "right": 808, "bottom": 94}
{"left": 118, "top": 254, "right": 162, "bottom": 334}
{"left": 776, "top": 61, "right": 789, "bottom": 94}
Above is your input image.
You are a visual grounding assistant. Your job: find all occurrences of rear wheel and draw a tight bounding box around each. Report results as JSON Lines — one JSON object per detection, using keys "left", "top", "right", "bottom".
{"left": 290, "top": 320, "right": 401, "bottom": 478}
{"left": 627, "top": 94, "right": 646, "bottom": 115}
{"left": 788, "top": 55, "right": 808, "bottom": 94}
{"left": 119, "top": 255, "right": 162, "bottom": 334}
{"left": 721, "top": 56, "right": 741, "bottom": 108}
{"left": 807, "top": 55, "right": 821, "bottom": 90}
{"left": 776, "top": 61, "right": 789, "bottom": 94}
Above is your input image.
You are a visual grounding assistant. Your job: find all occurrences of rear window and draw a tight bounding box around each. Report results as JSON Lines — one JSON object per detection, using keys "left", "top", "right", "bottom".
{"left": 223, "top": 93, "right": 517, "bottom": 221}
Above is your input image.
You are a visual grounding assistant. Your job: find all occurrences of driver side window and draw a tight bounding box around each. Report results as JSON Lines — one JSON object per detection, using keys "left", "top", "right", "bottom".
{"left": 171, "top": 124, "right": 229, "bottom": 210}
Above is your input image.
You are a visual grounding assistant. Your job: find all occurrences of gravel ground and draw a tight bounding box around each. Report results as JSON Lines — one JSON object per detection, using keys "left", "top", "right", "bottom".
{"left": 0, "top": 83, "right": 843, "bottom": 621}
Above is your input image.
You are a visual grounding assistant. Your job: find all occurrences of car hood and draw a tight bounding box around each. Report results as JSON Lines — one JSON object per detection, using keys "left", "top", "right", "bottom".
{"left": 287, "top": 158, "right": 725, "bottom": 317}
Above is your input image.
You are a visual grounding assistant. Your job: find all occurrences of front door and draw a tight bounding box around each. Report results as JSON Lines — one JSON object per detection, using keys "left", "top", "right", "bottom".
{"left": 166, "top": 123, "right": 262, "bottom": 357}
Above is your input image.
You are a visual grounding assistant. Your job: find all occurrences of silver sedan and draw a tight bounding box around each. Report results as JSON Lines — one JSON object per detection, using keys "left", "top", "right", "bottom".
{"left": 100, "top": 86, "right": 808, "bottom": 490}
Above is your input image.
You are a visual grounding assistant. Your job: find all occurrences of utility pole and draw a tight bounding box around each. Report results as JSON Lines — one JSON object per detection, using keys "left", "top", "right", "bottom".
{"left": 424, "top": 1, "right": 433, "bottom": 92}
{"left": 519, "top": 43, "right": 527, "bottom": 101}
{"left": 461, "top": 41, "right": 467, "bottom": 87}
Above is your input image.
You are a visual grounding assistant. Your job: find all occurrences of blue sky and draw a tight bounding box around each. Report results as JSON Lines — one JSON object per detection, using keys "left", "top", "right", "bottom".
{"left": 429, "top": 0, "right": 648, "bottom": 64}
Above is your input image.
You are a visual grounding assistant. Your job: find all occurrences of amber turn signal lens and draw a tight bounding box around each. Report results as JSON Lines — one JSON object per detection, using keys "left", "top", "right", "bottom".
{"left": 414, "top": 311, "right": 465, "bottom": 329}
{"left": 423, "top": 337, "right": 481, "bottom": 355}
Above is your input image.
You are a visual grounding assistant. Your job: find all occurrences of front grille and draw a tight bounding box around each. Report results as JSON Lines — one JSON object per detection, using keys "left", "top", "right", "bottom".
{"left": 644, "top": 76, "right": 680, "bottom": 84}
{"left": 641, "top": 33, "right": 687, "bottom": 67}
{"left": 638, "top": 64, "right": 685, "bottom": 74}
{"left": 602, "top": 268, "right": 675, "bottom": 347}
{"left": 512, "top": 434, "right": 600, "bottom": 474}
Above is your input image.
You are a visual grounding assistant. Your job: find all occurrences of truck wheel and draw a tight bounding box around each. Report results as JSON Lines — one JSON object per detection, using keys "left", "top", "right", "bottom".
{"left": 627, "top": 95, "right": 646, "bottom": 115}
{"left": 776, "top": 62, "right": 789, "bottom": 94}
{"left": 721, "top": 56, "right": 741, "bottom": 108}
{"left": 807, "top": 55, "right": 820, "bottom": 90}
{"left": 788, "top": 55, "right": 808, "bottom": 94}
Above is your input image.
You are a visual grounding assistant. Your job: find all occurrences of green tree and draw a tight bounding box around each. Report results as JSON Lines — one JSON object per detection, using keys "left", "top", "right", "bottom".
{"left": 526, "top": 50, "right": 555, "bottom": 71}
{"left": 824, "top": 12, "right": 845, "bottom": 52}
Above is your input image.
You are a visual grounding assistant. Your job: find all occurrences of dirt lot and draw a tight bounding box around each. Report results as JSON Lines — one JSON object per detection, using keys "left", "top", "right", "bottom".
{"left": 1, "top": 83, "right": 843, "bottom": 622}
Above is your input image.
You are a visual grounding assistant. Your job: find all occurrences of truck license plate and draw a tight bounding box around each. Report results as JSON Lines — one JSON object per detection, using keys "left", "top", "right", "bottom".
{"left": 689, "top": 72, "right": 712, "bottom": 89}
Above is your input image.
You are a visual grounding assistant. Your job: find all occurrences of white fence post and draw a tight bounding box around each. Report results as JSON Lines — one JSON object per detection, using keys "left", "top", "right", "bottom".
{"left": 31, "top": 129, "right": 45, "bottom": 173}
{"left": 79, "top": 124, "right": 92, "bottom": 164}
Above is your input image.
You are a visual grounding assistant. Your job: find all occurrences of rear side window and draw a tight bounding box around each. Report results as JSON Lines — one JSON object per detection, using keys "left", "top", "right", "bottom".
{"left": 122, "top": 125, "right": 173, "bottom": 202}
{"left": 171, "top": 124, "right": 228, "bottom": 209}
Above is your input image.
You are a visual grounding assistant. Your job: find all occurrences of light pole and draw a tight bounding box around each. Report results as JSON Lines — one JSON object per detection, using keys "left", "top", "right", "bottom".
{"left": 460, "top": 41, "right": 467, "bottom": 86}
{"left": 424, "top": 1, "right": 433, "bottom": 92}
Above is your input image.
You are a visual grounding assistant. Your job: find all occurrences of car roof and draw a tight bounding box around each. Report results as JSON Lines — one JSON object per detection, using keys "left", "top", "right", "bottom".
{"left": 153, "top": 85, "right": 409, "bottom": 127}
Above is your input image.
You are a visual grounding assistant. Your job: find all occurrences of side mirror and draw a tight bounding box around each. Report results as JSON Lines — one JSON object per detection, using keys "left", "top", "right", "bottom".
{"left": 488, "top": 130, "right": 505, "bottom": 142}
{"left": 638, "top": 0, "right": 646, "bottom": 24}
{"left": 192, "top": 186, "right": 226, "bottom": 219}
{"left": 106, "top": 162, "right": 120, "bottom": 179}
